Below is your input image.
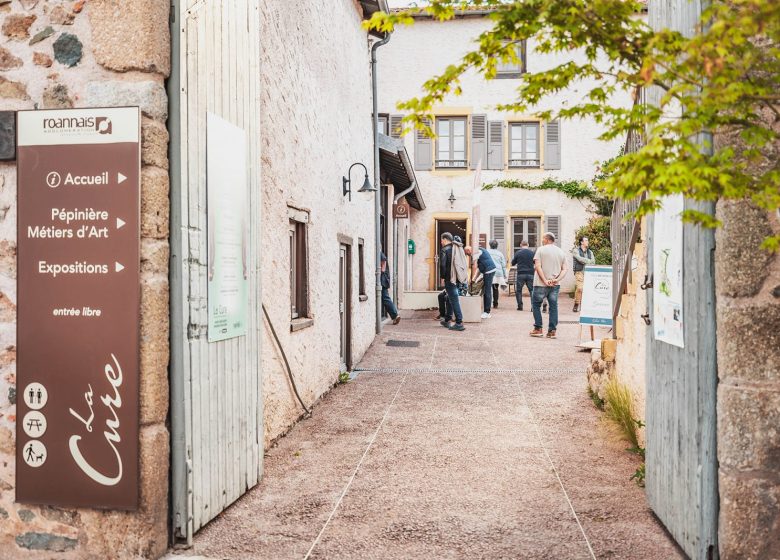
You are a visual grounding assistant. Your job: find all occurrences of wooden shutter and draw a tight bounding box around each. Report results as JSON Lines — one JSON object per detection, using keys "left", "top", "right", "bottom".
{"left": 414, "top": 117, "right": 432, "bottom": 171}
{"left": 547, "top": 215, "right": 561, "bottom": 247}
{"left": 490, "top": 215, "right": 506, "bottom": 256}
{"left": 487, "top": 120, "right": 504, "bottom": 170}
{"left": 544, "top": 120, "right": 561, "bottom": 170}
{"left": 389, "top": 114, "right": 403, "bottom": 139}
{"left": 470, "top": 114, "right": 487, "bottom": 169}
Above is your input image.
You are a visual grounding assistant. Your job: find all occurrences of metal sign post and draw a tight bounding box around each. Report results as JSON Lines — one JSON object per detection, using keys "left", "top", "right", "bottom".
{"left": 16, "top": 107, "right": 141, "bottom": 509}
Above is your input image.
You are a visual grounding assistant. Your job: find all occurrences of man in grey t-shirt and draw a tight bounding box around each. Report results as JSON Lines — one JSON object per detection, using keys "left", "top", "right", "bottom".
{"left": 530, "top": 232, "right": 568, "bottom": 338}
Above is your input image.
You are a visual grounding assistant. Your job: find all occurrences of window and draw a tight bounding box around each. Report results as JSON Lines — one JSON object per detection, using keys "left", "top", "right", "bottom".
{"left": 289, "top": 219, "right": 308, "bottom": 319}
{"left": 378, "top": 114, "right": 389, "bottom": 136}
{"left": 509, "top": 122, "right": 540, "bottom": 168}
{"left": 358, "top": 238, "right": 366, "bottom": 299}
{"left": 496, "top": 42, "right": 526, "bottom": 78}
{"left": 512, "top": 217, "right": 541, "bottom": 253}
{"left": 435, "top": 117, "right": 467, "bottom": 168}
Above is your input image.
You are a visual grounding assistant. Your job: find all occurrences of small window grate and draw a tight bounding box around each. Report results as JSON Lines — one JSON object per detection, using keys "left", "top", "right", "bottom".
{"left": 386, "top": 340, "right": 420, "bottom": 348}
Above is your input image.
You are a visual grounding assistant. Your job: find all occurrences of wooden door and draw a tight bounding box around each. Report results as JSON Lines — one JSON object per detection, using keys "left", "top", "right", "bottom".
{"left": 169, "top": 0, "right": 263, "bottom": 543}
{"left": 339, "top": 245, "right": 351, "bottom": 370}
{"left": 645, "top": 200, "right": 718, "bottom": 560}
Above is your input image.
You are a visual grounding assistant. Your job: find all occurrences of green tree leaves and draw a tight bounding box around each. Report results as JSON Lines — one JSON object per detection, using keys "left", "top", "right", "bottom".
{"left": 366, "top": 0, "right": 780, "bottom": 249}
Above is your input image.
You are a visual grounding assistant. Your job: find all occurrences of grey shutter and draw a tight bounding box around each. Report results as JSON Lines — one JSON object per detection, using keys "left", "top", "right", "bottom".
{"left": 547, "top": 215, "right": 561, "bottom": 247}
{"left": 487, "top": 120, "right": 504, "bottom": 170}
{"left": 389, "top": 114, "right": 403, "bottom": 139}
{"left": 414, "top": 117, "right": 432, "bottom": 171}
{"left": 544, "top": 120, "right": 561, "bottom": 170}
{"left": 490, "top": 215, "right": 506, "bottom": 256}
{"left": 470, "top": 114, "right": 487, "bottom": 169}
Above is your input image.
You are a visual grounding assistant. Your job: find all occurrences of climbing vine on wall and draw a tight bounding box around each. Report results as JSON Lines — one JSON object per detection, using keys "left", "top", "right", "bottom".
{"left": 482, "top": 178, "right": 612, "bottom": 216}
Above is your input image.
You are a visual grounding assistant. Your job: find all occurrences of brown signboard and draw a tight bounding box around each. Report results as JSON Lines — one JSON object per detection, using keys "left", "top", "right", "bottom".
{"left": 393, "top": 200, "right": 410, "bottom": 219}
{"left": 16, "top": 107, "right": 140, "bottom": 509}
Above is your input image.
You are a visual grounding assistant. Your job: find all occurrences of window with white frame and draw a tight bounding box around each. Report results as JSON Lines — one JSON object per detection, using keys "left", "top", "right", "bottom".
{"left": 509, "top": 122, "right": 540, "bottom": 168}
{"left": 496, "top": 41, "right": 526, "bottom": 78}
{"left": 435, "top": 117, "right": 467, "bottom": 168}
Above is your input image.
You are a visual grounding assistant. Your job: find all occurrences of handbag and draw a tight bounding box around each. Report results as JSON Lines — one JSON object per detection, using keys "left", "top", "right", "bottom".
{"left": 469, "top": 274, "right": 484, "bottom": 296}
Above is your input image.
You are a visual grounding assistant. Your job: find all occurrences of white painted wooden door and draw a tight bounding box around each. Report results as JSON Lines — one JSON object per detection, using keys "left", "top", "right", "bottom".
{"left": 169, "top": 0, "right": 263, "bottom": 543}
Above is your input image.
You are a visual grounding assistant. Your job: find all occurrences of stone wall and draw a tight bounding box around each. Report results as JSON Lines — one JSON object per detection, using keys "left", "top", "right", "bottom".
{"left": 715, "top": 198, "right": 780, "bottom": 560}
{"left": 0, "top": 1, "right": 170, "bottom": 558}
{"left": 613, "top": 218, "right": 648, "bottom": 437}
{"left": 259, "top": 0, "right": 377, "bottom": 446}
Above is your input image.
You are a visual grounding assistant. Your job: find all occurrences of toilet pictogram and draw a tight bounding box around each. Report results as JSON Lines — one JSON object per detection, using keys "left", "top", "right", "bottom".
{"left": 23, "top": 382, "right": 48, "bottom": 410}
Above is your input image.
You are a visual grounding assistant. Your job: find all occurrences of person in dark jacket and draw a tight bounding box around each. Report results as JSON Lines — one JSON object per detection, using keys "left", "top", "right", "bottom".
{"left": 439, "top": 232, "right": 464, "bottom": 331}
{"left": 474, "top": 246, "right": 497, "bottom": 318}
{"left": 380, "top": 251, "right": 400, "bottom": 325}
{"left": 511, "top": 240, "right": 539, "bottom": 311}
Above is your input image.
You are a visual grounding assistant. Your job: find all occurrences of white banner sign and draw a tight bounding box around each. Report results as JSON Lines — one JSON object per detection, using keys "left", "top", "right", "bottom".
{"left": 579, "top": 265, "right": 613, "bottom": 326}
{"left": 653, "top": 194, "right": 684, "bottom": 348}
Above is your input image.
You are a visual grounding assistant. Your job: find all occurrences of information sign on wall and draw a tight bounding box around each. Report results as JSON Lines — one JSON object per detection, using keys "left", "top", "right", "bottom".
{"left": 207, "top": 113, "right": 249, "bottom": 342}
{"left": 579, "top": 265, "right": 613, "bottom": 326}
{"left": 16, "top": 107, "right": 141, "bottom": 509}
{"left": 653, "top": 194, "right": 685, "bottom": 348}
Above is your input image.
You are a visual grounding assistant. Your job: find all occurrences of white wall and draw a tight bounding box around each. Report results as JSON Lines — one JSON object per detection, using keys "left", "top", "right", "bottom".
{"left": 260, "top": 1, "right": 377, "bottom": 446}
{"left": 378, "top": 17, "right": 627, "bottom": 293}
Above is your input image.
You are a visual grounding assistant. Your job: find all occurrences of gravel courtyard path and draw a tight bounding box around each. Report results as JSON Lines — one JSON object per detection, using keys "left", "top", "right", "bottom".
{"left": 171, "top": 303, "right": 683, "bottom": 560}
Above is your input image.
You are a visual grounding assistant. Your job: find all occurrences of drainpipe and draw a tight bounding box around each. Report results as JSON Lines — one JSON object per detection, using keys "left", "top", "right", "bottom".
{"left": 372, "top": 31, "right": 391, "bottom": 335}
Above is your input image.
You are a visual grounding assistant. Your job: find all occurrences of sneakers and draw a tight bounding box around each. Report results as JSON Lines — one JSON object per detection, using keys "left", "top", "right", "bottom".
{"left": 546, "top": 330, "right": 557, "bottom": 339}
{"left": 449, "top": 323, "right": 465, "bottom": 331}
{"left": 440, "top": 319, "right": 451, "bottom": 328}
{"left": 517, "top": 305, "right": 523, "bottom": 311}
{"left": 573, "top": 304, "right": 579, "bottom": 312}
{"left": 481, "top": 312, "right": 491, "bottom": 319}
{"left": 530, "top": 328, "right": 544, "bottom": 337}
{"left": 392, "top": 316, "right": 401, "bottom": 325}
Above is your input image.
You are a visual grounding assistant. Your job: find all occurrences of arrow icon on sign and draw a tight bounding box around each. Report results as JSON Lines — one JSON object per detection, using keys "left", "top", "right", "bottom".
{"left": 115, "top": 262, "right": 125, "bottom": 273}
{"left": 116, "top": 217, "right": 126, "bottom": 229}
{"left": 117, "top": 172, "right": 127, "bottom": 184}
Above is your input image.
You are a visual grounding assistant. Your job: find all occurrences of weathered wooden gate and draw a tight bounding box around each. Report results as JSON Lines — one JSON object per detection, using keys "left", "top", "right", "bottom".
{"left": 644, "top": 3, "right": 719, "bottom": 558}
{"left": 168, "top": 0, "right": 263, "bottom": 543}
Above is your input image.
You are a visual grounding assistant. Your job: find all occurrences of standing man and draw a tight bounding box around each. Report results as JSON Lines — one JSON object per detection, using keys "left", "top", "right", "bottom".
{"left": 475, "top": 245, "right": 497, "bottom": 319}
{"left": 511, "top": 240, "right": 535, "bottom": 311}
{"left": 439, "top": 232, "right": 465, "bottom": 331}
{"left": 380, "top": 251, "right": 401, "bottom": 325}
{"left": 572, "top": 236, "right": 595, "bottom": 312}
{"left": 530, "top": 232, "right": 567, "bottom": 338}
{"left": 487, "top": 240, "right": 507, "bottom": 310}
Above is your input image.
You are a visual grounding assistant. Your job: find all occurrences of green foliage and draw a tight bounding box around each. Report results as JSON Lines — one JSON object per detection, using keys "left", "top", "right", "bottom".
{"left": 483, "top": 177, "right": 594, "bottom": 199}
{"left": 338, "top": 371, "right": 351, "bottom": 384}
{"left": 575, "top": 216, "right": 612, "bottom": 264}
{"left": 365, "top": 0, "right": 780, "bottom": 249}
{"left": 631, "top": 462, "right": 646, "bottom": 487}
{"left": 588, "top": 386, "right": 606, "bottom": 411}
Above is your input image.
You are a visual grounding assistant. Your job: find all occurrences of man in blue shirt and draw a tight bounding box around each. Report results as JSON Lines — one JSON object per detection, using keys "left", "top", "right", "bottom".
{"left": 511, "top": 240, "right": 535, "bottom": 311}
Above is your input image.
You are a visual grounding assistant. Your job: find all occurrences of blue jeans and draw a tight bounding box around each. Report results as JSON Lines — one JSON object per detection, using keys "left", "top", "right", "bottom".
{"left": 515, "top": 273, "right": 534, "bottom": 308}
{"left": 482, "top": 271, "right": 495, "bottom": 312}
{"left": 382, "top": 287, "right": 398, "bottom": 319}
{"left": 443, "top": 282, "right": 463, "bottom": 324}
{"left": 532, "top": 285, "right": 560, "bottom": 331}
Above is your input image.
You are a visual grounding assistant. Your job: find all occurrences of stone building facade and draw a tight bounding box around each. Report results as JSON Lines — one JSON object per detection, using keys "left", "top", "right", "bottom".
{"left": 0, "top": 0, "right": 389, "bottom": 556}
{"left": 258, "top": 0, "right": 380, "bottom": 446}
{"left": 378, "top": 14, "right": 625, "bottom": 300}
{"left": 0, "top": 0, "right": 171, "bottom": 558}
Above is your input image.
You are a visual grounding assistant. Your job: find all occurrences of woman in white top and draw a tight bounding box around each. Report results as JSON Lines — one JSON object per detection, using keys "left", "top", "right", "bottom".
{"left": 487, "top": 240, "right": 508, "bottom": 309}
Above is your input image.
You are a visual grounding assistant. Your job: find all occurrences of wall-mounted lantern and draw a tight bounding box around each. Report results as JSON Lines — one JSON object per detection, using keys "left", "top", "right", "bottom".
{"left": 448, "top": 189, "right": 456, "bottom": 208}
{"left": 343, "top": 162, "right": 375, "bottom": 201}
